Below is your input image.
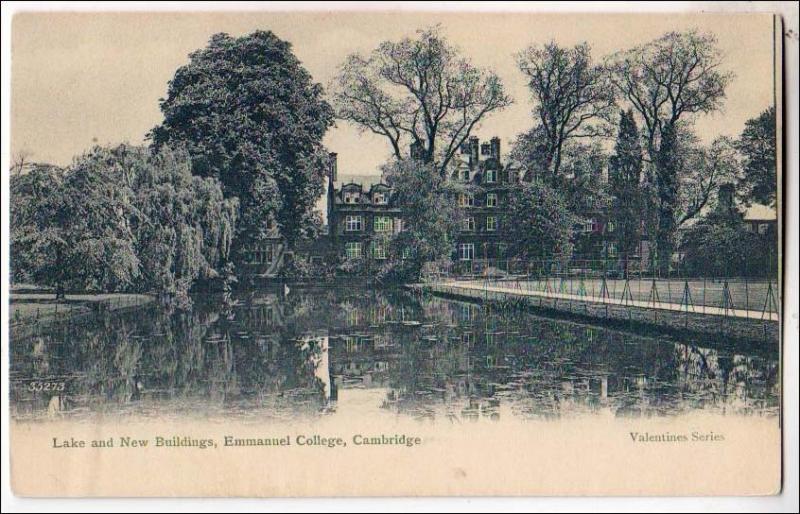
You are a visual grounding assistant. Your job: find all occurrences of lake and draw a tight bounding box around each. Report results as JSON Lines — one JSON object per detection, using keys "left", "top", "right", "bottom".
{"left": 9, "top": 286, "right": 780, "bottom": 422}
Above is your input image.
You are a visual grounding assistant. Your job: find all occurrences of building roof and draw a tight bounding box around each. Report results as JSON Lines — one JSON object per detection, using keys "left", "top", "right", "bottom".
{"left": 336, "top": 174, "right": 385, "bottom": 190}
{"left": 743, "top": 203, "right": 777, "bottom": 221}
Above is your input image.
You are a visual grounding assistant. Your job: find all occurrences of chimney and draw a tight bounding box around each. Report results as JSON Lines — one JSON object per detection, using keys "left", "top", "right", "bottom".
{"left": 328, "top": 152, "right": 338, "bottom": 182}
{"left": 490, "top": 137, "right": 501, "bottom": 162}
{"left": 469, "top": 136, "right": 479, "bottom": 167}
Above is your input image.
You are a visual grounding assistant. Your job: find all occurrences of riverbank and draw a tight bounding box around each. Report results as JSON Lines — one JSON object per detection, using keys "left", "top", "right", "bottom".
{"left": 10, "top": 285, "right": 153, "bottom": 327}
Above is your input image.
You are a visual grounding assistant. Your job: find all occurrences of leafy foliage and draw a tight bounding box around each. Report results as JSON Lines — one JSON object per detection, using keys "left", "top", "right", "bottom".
{"left": 608, "top": 110, "right": 645, "bottom": 264}
{"left": 503, "top": 179, "right": 577, "bottom": 259}
{"left": 150, "top": 31, "right": 334, "bottom": 255}
{"left": 10, "top": 145, "right": 237, "bottom": 298}
{"left": 736, "top": 106, "right": 776, "bottom": 207}
{"left": 378, "top": 159, "right": 463, "bottom": 281}
{"left": 681, "top": 209, "right": 775, "bottom": 277}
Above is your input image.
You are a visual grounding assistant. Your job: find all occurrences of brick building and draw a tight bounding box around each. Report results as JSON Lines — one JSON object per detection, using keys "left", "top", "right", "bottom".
{"left": 326, "top": 153, "right": 403, "bottom": 263}
{"left": 449, "top": 136, "right": 522, "bottom": 262}
{"left": 325, "top": 136, "right": 526, "bottom": 264}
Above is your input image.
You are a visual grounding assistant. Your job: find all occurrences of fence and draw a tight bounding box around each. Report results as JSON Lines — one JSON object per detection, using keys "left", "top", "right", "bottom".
{"left": 425, "top": 256, "right": 780, "bottom": 321}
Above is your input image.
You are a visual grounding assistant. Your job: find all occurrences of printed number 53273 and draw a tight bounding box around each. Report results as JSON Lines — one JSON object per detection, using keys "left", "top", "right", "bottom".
{"left": 27, "top": 381, "right": 66, "bottom": 392}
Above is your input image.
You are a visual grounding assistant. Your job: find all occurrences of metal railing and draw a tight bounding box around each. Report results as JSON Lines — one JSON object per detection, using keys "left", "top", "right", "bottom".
{"left": 424, "top": 256, "right": 780, "bottom": 321}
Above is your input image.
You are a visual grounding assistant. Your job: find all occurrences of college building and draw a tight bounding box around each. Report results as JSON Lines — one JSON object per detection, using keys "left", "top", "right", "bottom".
{"left": 326, "top": 135, "right": 537, "bottom": 266}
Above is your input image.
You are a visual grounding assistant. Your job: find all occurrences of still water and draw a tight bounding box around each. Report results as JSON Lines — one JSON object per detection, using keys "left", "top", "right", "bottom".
{"left": 10, "top": 287, "right": 780, "bottom": 422}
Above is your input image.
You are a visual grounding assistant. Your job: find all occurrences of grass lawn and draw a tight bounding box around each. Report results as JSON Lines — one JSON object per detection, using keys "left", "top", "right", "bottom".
{"left": 461, "top": 278, "right": 780, "bottom": 314}
{"left": 10, "top": 286, "right": 153, "bottom": 325}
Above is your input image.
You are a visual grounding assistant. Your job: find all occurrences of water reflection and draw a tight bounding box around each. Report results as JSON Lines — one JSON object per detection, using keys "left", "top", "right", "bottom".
{"left": 10, "top": 287, "right": 779, "bottom": 422}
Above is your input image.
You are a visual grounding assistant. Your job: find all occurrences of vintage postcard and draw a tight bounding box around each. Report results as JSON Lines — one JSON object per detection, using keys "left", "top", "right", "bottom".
{"left": 4, "top": 6, "right": 788, "bottom": 498}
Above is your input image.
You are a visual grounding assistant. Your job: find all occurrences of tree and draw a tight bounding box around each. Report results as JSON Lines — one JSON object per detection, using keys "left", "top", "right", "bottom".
{"left": 736, "top": 106, "right": 777, "bottom": 207}
{"left": 150, "top": 31, "right": 334, "bottom": 258}
{"left": 678, "top": 135, "right": 740, "bottom": 226}
{"left": 516, "top": 41, "right": 615, "bottom": 182}
{"left": 332, "top": 25, "right": 512, "bottom": 176}
{"left": 503, "top": 179, "right": 576, "bottom": 260}
{"left": 10, "top": 164, "right": 69, "bottom": 296}
{"left": 10, "top": 144, "right": 237, "bottom": 299}
{"left": 681, "top": 209, "right": 770, "bottom": 278}
{"left": 653, "top": 123, "right": 681, "bottom": 274}
{"left": 378, "top": 158, "right": 463, "bottom": 281}
{"left": 608, "top": 110, "right": 644, "bottom": 272}
{"left": 127, "top": 145, "right": 239, "bottom": 299}
{"left": 609, "top": 30, "right": 733, "bottom": 160}
{"left": 609, "top": 30, "right": 733, "bottom": 271}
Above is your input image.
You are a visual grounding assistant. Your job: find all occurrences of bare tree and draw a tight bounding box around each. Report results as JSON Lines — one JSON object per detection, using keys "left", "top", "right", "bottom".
{"left": 332, "top": 26, "right": 512, "bottom": 176}
{"left": 11, "top": 149, "right": 33, "bottom": 175}
{"left": 516, "top": 41, "right": 616, "bottom": 181}
{"left": 608, "top": 30, "right": 733, "bottom": 160}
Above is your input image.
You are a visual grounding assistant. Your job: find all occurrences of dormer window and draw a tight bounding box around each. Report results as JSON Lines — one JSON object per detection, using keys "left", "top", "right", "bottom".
{"left": 344, "top": 191, "right": 360, "bottom": 204}
{"left": 373, "top": 191, "right": 388, "bottom": 205}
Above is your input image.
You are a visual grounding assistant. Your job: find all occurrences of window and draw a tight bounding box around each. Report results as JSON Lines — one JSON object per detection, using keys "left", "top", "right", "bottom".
{"left": 485, "top": 169, "right": 497, "bottom": 183}
{"left": 758, "top": 223, "right": 769, "bottom": 235}
{"left": 607, "top": 221, "right": 615, "bottom": 233}
{"left": 486, "top": 193, "right": 498, "bottom": 207}
{"left": 459, "top": 243, "right": 475, "bottom": 261}
{"left": 462, "top": 332, "right": 473, "bottom": 345}
{"left": 345, "top": 215, "right": 363, "bottom": 232}
{"left": 608, "top": 242, "right": 618, "bottom": 257}
{"left": 373, "top": 192, "right": 388, "bottom": 204}
{"left": 486, "top": 333, "right": 496, "bottom": 345}
{"left": 345, "top": 336, "right": 360, "bottom": 352}
{"left": 486, "top": 216, "right": 498, "bottom": 232}
{"left": 371, "top": 241, "right": 387, "bottom": 260}
{"left": 462, "top": 217, "right": 475, "bottom": 232}
{"left": 343, "top": 191, "right": 360, "bottom": 204}
{"left": 345, "top": 242, "right": 362, "bottom": 258}
{"left": 582, "top": 218, "right": 598, "bottom": 233}
{"left": 374, "top": 216, "right": 392, "bottom": 233}
{"left": 394, "top": 218, "right": 403, "bottom": 233}
{"left": 401, "top": 247, "right": 412, "bottom": 260}
{"left": 458, "top": 193, "right": 474, "bottom": 207}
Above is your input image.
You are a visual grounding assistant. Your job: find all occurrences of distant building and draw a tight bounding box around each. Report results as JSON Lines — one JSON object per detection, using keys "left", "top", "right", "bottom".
{"left": 325, "top": 136, "right": 529, "bottom": 264}
{"left": 743, "top": 203, "right": 778, "bottom": 238}
{"left": 326, "top": 153, "right": 404, "bottom": 263}
{"left": 448, "top": 136, "right": 522, "bottom": 262}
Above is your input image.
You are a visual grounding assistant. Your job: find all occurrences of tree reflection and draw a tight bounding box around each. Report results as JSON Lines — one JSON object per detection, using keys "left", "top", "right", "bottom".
{"left": 10, "top": 287, "right": 779, "bottom": 421}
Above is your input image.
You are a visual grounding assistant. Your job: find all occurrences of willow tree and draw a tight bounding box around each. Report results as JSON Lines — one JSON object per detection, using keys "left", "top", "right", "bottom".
{"left": 332, "top": 26, "right": 512, "bottom": 175}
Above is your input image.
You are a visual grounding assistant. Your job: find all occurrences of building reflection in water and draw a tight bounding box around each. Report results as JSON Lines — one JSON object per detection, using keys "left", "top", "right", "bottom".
{"left": 10, "top": 287, "right": 779, "bottom": 422}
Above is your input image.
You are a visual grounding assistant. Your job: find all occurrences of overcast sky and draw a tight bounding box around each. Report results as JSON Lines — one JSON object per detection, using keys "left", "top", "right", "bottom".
{"left": 11, "top": 11, "right": 776, "bottom": 178}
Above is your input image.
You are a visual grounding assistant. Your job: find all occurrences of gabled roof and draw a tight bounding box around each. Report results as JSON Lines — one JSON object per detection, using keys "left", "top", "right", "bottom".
{"left": 744, "top": 203, "right": 777, "bottom": 221}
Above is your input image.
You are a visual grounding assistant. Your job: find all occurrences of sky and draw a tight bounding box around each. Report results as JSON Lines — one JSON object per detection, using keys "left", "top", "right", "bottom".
{"left": 11, "top": 10, "right": 776, "bottom": 178}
